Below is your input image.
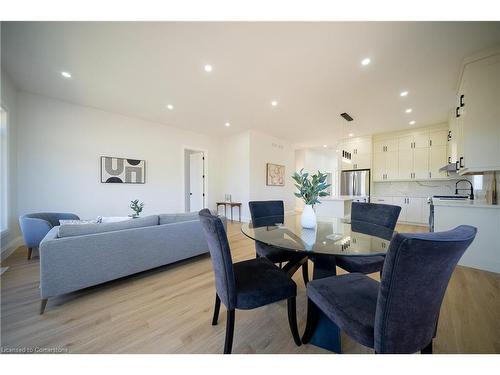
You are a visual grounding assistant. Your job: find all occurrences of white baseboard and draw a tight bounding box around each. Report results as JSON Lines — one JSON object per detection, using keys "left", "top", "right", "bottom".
{"left": 1, "top": 236, "right": 23, "bottom": 261}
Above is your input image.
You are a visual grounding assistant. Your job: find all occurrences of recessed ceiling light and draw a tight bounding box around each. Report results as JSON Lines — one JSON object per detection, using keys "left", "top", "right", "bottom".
{"left": 271, "top": 100, "right": 278, "bottom": 107}
{"left": 409, "top": 120, "right": 416, "bottom": 125}
{"left": 204, "top": 64, "right": 213, "bottom": 72}
{"left": 335, "top": 149, "right": 339, "bottom": 152}
{"left": 323, "top": 144, "right": 327, "bottom": 148}
{"left": 348, "top": 133, "right": 354, "bottom": 137}
{"left": 166, "top": 104, "right": 174, "bottom": 110}
{"left": 61, "top": 71, "right": 72, "bottom": 78}
{"left": 225, "top": 122, "right": 231, "bottom": 127}
{"left": 405, "top": 108, "right": 412, "bottom": 113}
{"left": 361, "top": 58, "right": 371, "bottom": 66}
{"left": 400, "top": 91, "right": 409, "bottom": 97}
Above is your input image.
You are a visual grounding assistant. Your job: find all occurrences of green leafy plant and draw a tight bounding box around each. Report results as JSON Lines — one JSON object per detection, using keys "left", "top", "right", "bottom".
{"left": 130, "top": 199, "right": 144, "bottom": 217}
{"left": 292, "top": 169, "right": 331, "bottom": 206}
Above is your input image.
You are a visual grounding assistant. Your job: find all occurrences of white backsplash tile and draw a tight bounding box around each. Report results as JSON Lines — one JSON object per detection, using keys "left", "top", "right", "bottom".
{"left": 372, "top": 179, "right": 466, "bottom": 198}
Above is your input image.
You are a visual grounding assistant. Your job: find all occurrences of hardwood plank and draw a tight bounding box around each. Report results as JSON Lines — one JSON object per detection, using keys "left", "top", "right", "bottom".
{"left": 1, "top": 221, "right": 498, "bottom": 353}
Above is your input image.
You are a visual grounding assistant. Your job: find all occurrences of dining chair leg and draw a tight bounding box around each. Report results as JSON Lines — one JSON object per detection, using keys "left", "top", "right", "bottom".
{"left": 301, "top": 298, "right": 320, "bottom": 344}
{"left": 421, "top": 340, "right": 433, "bottom": 354}
{"left": 287, "top": 297, "right": 302, "bottom": 346}
{"left": 224, "top": 309, "right": 235, "bottom": 354}
{"left": 212, "top": 294, "right": 221, "bottom": 325}
{"left": 301, "top": 261, "right": 309, "bottom": 285}
{"left": 27, "top": 247, "right": 33, "bottom": 260}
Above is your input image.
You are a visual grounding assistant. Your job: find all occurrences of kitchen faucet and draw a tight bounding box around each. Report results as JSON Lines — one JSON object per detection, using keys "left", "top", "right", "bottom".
{"left": 455, "top": 179, "right": 474, "bottom": 200}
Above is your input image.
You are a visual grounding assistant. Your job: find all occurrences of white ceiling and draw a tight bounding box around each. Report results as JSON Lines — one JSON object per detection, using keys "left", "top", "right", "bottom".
{"left": 2, "top": 22, "right": 500, "bottom": 147}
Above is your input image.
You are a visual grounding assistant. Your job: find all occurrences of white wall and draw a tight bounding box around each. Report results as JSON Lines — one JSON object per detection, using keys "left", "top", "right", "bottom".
{"left": 222, "top": 130, "right": 295, "bottom": 222}
{"left": 1, "top": 70, "right": 21, "bottom": 259}
{"left": 222, "top": 131, "right": 251, "bottom": 220}
{"left": 249, "top": 130, "right": 296, "bottom": 214}
{"left": 16, "top": 92, "right": 224, "bottom": 220}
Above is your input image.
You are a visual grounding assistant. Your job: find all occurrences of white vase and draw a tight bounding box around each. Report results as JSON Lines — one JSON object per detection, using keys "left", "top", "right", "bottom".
{"left": 301, "top": 204, "right": 317, "bottom": 229}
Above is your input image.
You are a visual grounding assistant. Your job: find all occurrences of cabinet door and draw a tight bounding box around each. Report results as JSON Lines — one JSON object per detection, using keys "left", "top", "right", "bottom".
{"left": 386, "top": 151, "right": 398, "bottom": 180}
{"left": 413, "top": 148, "right": 429, "bottom": 179}
{"left": 398, "top": 149, "right": 413, "bottom": 180}
{"left": 461, "top": 54, "right": 500, "bottom": 170}
{"left": 398, "top": 135, "right": 413, "bottom": 152}
{"left": 385, "top": 138, "right": 398, "bottom": 153}
{"left": 413, "top": 132, "right": 430, "bottom": 149}
{"left": 421, "top": 199, "right": 431, "bottom": 225}
{"left": 430, "top": 129, "right": 448, "bottom": 147}
{"left": 393, "top": 197, "right": 407, "bottom": 222}
{"left": 353, "top": 153, "right": 371, "bottom": 170}
{"left": 373, "top": 139, "right": 386, "bottom": 154}
{"left": 429, "top": 145, "right": 448, "bottom": 179}
{"left": 406, "top": 197, "right": 423, "bottom": 223}
{"left": 372, "top": 152, "right": 385, "bottom": 181}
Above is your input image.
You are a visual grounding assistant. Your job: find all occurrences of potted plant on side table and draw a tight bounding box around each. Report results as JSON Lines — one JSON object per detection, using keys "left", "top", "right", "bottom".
{"left": 292, "top": 169, "right": 330, "bottom": 229}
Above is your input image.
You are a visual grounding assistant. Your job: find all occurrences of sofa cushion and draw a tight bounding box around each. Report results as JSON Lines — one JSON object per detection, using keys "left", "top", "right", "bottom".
{"left": 159, "top": 212, "right": 200, "bottom": 225}
{"left": 58, "top": 215, "right": 159, "bottom": 238}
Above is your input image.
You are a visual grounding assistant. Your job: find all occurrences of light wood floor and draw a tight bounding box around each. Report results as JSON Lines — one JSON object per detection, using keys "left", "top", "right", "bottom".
{"left": 1, "top": 222, "right": 499, "bottom": 354}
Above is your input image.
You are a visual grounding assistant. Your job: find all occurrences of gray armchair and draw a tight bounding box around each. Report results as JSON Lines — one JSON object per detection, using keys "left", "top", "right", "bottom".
{"left": 19, "top": 212, "right": 79, "bottom": 259}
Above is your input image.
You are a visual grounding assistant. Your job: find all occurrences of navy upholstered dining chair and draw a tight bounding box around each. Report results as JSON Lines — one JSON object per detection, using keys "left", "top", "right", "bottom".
{"left": 248, "top": 200, "right": 309, "bottom": 284}
{"left": 335, "top": 202, "right": 401, "bottom": 275}
{"left": 302, "top": 225, "right": 477, "bottom": 353}
{"left": 19, "top": 212, "right": 80, "bottom": 259}
{"left": 198, "top": 209, "right": 301, "bottom": 354}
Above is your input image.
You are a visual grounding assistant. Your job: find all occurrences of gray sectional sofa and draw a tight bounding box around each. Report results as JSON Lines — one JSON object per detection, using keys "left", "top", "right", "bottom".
{"left": 39, "top": 212, "right": 226, "bottom": 313}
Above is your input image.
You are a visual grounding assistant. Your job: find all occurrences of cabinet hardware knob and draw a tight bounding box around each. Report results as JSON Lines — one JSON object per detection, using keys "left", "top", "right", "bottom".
{"left": 460, "top": 94, "right": 465, "bottom": 107}
{"left": 456, "top": 107, "right": 460, "bottom": 118}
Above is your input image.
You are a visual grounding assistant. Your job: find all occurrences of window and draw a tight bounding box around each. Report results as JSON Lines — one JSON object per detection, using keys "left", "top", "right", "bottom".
{"left": 0, "top": 106, "right": 8, "bottom": 234}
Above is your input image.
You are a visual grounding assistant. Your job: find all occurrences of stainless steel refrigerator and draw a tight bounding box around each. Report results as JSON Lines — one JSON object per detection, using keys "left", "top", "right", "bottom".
{"left": 340, "top": 169, "right": 370, "bottom": 198}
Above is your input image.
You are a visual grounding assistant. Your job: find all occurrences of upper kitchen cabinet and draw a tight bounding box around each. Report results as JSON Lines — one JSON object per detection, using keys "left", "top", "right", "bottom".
{"left": 456, "top": 49, "right": 500, "bottom": 175}
{"left": 341, "top": 136, "right": 372, "bottom": 170}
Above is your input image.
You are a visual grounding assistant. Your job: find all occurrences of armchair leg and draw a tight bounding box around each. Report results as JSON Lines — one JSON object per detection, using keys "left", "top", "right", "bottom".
{"left": 212, "top": 294, "right": 221, "bottom": 325}
{"left": 287, "top": 297, "right": 302, "bottom": 346}
{"left": 224, "top": 309, "right": 235, "bottom": 354}
{"left": 28, "top": 247, "right": 33, "bottom": 260}
{"left": 301, "top": 298, "right": 320, "bottom": 344}
{"left": 40, "top": 299, "right": 48, "bottom": 315}
{"left": 302, "top": 261, "right": 310, "bottom": 285}
{"left": 421, "top": 340, "right": 433, "bottom": 354}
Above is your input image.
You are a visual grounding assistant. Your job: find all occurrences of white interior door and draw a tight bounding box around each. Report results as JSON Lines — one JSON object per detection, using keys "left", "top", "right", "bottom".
{"left": 189, "top": 152, "right": 204, "bottom": 212}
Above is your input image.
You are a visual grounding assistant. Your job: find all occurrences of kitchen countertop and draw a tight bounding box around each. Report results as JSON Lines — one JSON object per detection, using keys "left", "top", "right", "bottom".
{"left": 320, "top": 195, "right": 367, "bottom": 201}
{"left": 433, "top": 199, "right": 500, "bottom": 209}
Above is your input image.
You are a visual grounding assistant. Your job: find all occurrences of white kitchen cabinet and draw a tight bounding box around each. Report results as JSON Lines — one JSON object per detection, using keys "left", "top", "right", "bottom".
{"left": 457, "top": 51, "right": 500, "bottom": 174}
{"left": 393, "top": 197, "right": 408, "bottom": 222}
{"left": 390, "top": 196, "right": 427, "bottom": 224}
{"left": 429, "top": 129, "right": 448, "bottom": 147}
{"left": 370, "top": 196, "right": 394, "bottom": 205}
{"left": 429, "top": 145, "right": 448, "bottom": 179}
{"left": 342, "top": 136, "right": 372, "bottom": 170}
{"left": 373, "top": 151, "right": 398, "bottom": 181}
{"left": 413, "top": 148, "right": 430, "bottom": 179}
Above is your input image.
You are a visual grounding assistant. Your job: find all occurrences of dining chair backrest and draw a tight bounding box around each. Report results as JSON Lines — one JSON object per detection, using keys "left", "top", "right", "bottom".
{"left": 351, "top": 202, "right": 401, "bottom": 231}
{"left": 248, "top": 200, "right": 284, "bottom": 228}
{"left": 374, "top": 225, "right": 477, "bottom": 353}
{"left": 198, "top": 209, "right": 237, "bottom": 310}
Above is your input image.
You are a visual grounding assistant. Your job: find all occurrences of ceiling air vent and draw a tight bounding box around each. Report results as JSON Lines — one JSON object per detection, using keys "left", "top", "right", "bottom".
{"left": 340, "top": 112, "right": 354, "bottom": 122}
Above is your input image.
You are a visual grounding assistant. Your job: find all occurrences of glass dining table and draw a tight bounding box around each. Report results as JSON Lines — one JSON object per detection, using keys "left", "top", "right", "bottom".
{"left": 241, "top": 214, "right": 396, "bottom": 352}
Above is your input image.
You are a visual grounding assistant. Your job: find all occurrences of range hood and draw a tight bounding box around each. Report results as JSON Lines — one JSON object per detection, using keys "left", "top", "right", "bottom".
{"left": 439, "top": 162, "right": 458, "bottom": 173}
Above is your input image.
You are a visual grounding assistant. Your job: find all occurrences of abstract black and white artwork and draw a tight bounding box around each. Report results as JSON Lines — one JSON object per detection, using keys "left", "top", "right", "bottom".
{"left": 101, "top": 156, "right": 145, "bottom": 184}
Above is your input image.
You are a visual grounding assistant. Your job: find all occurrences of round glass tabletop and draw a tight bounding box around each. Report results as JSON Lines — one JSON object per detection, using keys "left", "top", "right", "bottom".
{"left": 241, "top": 214, "right": 395, "bottom": 256}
